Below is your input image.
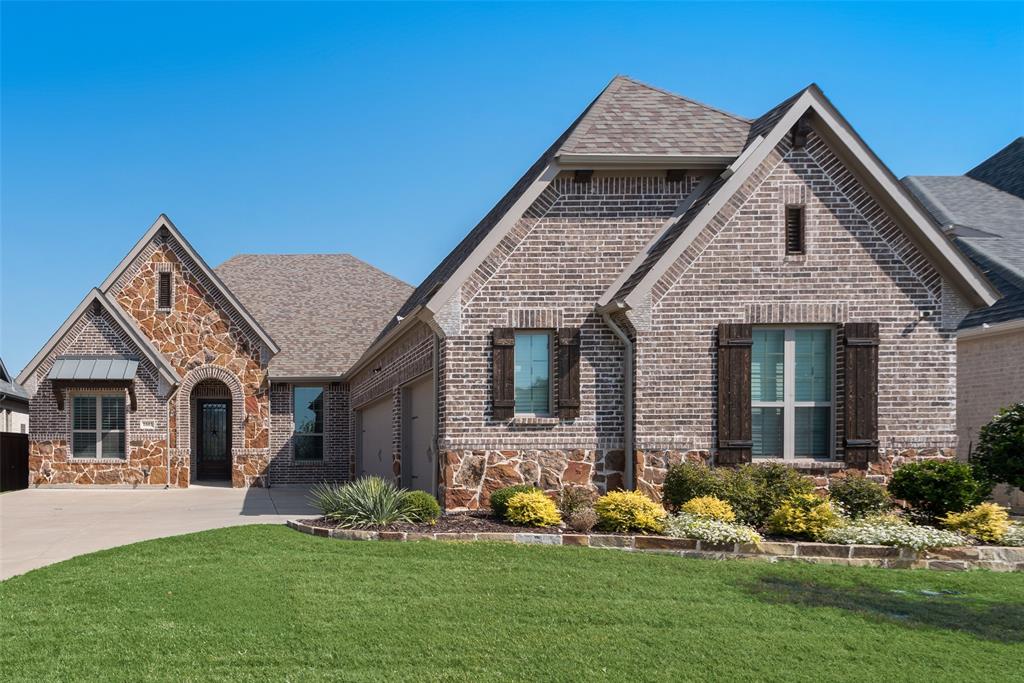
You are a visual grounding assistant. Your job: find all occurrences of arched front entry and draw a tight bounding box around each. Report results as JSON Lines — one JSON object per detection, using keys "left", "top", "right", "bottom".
{"left": 175, "top": 365, "right": 247, "bottom": 484}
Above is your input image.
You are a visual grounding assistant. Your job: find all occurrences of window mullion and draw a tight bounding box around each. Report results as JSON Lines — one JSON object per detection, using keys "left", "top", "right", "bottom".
{"left": 783, "top": 329, "right": 795, "bottom": 460}
{"left": 95, "top": 395, "right": 103, "bottom": 458}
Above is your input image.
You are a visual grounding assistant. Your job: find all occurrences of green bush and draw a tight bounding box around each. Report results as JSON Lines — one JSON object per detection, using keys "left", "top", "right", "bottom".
{"left": 662, "top": 463, "right": 723, "bottom": 510}
{"left": 401, "top": 490, "right": 441, "bottom": 525}
{"left": 662, "top": 462, "right": 814, "bottom": 527}
{"left": 488, "top": 484, "right": 538, "bottom": 519}
{"left": 970, "top": 403, "right": 1024, "bottom": 490}
{"left": 828, "top": 471, "right": 892, "bottom": 518}
{"left": 718, "top": 464, "right": 814, "bottom": 527}
{"left": 309, "top": 477, "right": 410, "bottom": 528}
{"left": 766, "top": 494, "right": 844, "bottom": 540}
{"left": 506, "top": 490, "right": 562, "bottom": 527}
{"left": 941, "top": 503, "right": 1010, "bottom": 543}
{"left": 888, "top": 460, "right": 987, "bottom": 521}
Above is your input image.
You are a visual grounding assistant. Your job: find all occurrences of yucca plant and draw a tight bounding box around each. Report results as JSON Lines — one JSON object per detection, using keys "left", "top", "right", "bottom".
{"left": 309, "top": 477, "right": 412, "bottom": 528}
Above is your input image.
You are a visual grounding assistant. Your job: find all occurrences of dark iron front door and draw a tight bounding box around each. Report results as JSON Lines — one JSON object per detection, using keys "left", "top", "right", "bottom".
{"left": 197, "top": 400, "right": 231, "bottom": 480}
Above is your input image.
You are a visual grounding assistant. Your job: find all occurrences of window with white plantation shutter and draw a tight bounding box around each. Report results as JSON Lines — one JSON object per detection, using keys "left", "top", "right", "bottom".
{"left": 72, "top": 394, "right": 126, "bottom": 458}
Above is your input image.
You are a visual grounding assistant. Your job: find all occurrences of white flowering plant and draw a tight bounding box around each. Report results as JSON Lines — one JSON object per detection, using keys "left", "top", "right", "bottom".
{"left": 1003, "top": 522, "right": 1024, "bottom": 547}
{"left": 820, "top": 513, "right": 969, "bottom": 551}
{"left": 664, "top": 512, "right": 762, "bottom": 545}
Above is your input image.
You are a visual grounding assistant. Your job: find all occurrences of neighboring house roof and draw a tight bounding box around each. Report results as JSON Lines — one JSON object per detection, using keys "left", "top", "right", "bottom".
{"left": 100, "top": 214, "right": 281, "bottom": 355}
{"left": 966, "top": 137, "right": 1024, "bottom": 199}
{"left": 0, "top": 357, "right": 29, "bottom": 403}
{"left": 904, "top": 138, "right": 1024, "bottom": 330}
{"left": 216, "top": 254, "right": 412, "bottom": 378}
{"left": 16, "top": 289, "right": 180, "bottom": 388}
{"left": 602, "top": 85, "right": 998, "bottom": 309}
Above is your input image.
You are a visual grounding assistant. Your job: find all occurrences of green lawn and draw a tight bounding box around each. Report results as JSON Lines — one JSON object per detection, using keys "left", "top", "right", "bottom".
{"left": 2, "top": 526, "right": 1022, "bottom": 682}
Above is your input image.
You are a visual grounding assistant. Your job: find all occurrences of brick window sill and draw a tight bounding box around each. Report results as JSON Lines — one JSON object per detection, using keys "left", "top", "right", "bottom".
{"left": 68, "top": 458, "right": 129, "bottom": 464}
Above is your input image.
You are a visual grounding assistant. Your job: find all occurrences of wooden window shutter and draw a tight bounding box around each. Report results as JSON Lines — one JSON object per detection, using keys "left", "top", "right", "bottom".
{"left": 843, "top": 322, "right": 879, "bottom": 468}
{"left": 557, "top": 327, "right": 580, "bottom": 419}
{"left": 492, "top": 328, "right": 515, "bottom": 420}
{"left": 717, "top": 323, "right": 753, "bottom": 465}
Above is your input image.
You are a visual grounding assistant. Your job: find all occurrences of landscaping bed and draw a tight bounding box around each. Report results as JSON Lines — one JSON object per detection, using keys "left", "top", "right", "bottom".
{"left": 286, "top": 518, "right": 1024, "bottom": 571}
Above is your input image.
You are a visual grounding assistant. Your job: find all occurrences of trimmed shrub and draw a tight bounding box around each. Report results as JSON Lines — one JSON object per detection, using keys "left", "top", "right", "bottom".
{"left": 680, "top": 495, "right": 736, "bottom": 522}
{"left": 766, "top": 494, "right": 843, "bottom": 540}
{"left": 401, "top": 490, "right": 441, "bottom": 525}
{"left": 594, "top": 491, "right": 667, "bottom": 534}
{"left": 828, "top": 471, "right": 891, "bottom": 518}
{"left": 664, "top": 512, "right": 761, "bottom": 545}
{"left": 567, "top": 507, "right": 598, "bottom": 533}
{"left": 557, "top": 486, "right": 597, "bottom": 519}
{"left": 662, "top": 463, "right": 723, "bottom": 510}
{"left": 888, "top": 460, "right": 987, "bottom": 521}
{"left": 821, "top": 513, "right": 969, "bottom": 550}
{"left": 309, "top": 477, "right": 410, "bottom": 528}
{"left": 941, "top": 502, "right": 1011, "bottom": 543}
{"left": 970, "top": 402, "right": 1024, "bottom": 490}
{"left": 489, "top": 484, "right": 538, "bottom": 520}
{"left": 505, "top": 490, "right": 561, "bottom": 528}
{"left": 663, "top": 462, "right": 814, "bottom": 526}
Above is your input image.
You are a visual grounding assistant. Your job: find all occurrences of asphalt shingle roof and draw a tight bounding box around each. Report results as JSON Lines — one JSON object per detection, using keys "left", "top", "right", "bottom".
{"left": 216, "top": 254, "right": 412, "bottom": 378}
{"left": 0, "top": 357, "right": 29, "bottom": 402}
{"left": 559, "top": 76, "right": 752, "bottom": 157}
{"left": 966, "top": 137, "right": 1024, "bottom": 199}
{"left": 904, "top": 138, "right": 1024, "bottom": 329}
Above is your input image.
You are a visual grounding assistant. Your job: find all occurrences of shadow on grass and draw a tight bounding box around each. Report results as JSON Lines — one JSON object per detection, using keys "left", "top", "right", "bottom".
{"left": 743, "top": 576, "right": 1024, "bottom": 644}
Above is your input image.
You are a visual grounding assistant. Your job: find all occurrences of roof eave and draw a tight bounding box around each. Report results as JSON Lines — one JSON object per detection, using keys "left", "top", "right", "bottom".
{"left": 556, "top": 153, "right": 734, "bottom": 170}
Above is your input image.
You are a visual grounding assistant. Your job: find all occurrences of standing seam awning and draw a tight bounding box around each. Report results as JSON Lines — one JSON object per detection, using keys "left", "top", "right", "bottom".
{"left": 47, "top": 356, "right": 139, "bottom": 381}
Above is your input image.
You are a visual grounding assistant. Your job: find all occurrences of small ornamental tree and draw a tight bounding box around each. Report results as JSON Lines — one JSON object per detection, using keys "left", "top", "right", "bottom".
{"left": 970, "top": 402, "right": 1024, "bottom": 491}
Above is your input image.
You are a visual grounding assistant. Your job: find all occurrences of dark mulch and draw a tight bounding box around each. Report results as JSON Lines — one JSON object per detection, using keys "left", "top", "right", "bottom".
{"left": 297, "top": 512, "right": 600, "bottom": 535}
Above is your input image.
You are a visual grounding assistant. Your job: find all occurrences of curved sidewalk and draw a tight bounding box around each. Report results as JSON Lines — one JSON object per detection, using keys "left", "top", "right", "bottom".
{"left": 0, "top": 485, "right": 315, "bottom": 580}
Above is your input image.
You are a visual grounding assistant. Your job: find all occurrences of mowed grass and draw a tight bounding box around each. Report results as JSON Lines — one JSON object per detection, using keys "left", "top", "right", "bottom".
{"left": 1, "top": 526, "right": 1022, "bottom": 682}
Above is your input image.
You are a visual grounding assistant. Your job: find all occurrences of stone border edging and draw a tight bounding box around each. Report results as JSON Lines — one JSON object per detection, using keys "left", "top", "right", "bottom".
{"left": 286, "top": 520, "right": 1024, "bottom": 572}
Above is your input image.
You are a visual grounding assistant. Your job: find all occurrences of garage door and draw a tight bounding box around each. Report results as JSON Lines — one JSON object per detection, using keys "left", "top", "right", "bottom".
{"left": 402, "top": 375, "right": 434, "bottom": 493}
{"left": 357, "top": 397, "right": 393, "bottom": 480}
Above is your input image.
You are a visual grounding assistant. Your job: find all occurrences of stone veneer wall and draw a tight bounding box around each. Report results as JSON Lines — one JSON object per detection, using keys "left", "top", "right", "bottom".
{"left": 435, "top": 173, "right": 698, "bottom": 509}
{"left": 27, "top": 229, "right": 276, "bottom": 488}
{"left": 26, "top": 305, "right": 182, "bottom": 486}
{"left": 633, "top": 130, "right": 958, "bottom": 470}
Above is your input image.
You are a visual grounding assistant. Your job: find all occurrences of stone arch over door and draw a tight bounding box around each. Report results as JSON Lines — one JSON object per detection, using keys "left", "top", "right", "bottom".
{"left": 176, "top": 364, "right": 247, "bottom": 469}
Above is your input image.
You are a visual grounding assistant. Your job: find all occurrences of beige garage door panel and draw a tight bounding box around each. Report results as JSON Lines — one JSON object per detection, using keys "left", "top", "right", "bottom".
{"left": 403, "top": 375, "right": 434, "bottom": 492}
{"left": 358, "top": 397, "right": 393, "bottom": 480}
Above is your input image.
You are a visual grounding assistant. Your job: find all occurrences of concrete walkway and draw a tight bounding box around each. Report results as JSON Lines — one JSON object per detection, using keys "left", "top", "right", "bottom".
{"left": 0, "top": 485, "right": 316, "bottom": 580}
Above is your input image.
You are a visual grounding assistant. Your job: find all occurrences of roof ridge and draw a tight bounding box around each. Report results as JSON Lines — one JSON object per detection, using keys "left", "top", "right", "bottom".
{"left": 615, "top": 75, "right": 753, "bottom": 124}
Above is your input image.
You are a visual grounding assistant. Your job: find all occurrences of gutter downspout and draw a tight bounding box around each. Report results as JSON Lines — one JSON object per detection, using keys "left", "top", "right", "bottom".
{"left": 601, "top": 311, "right": 634, "bottom": 490}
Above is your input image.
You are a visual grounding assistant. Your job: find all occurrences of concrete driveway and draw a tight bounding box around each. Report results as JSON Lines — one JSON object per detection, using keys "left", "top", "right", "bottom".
{"left": 0, "top": 485, "right": 316, "bottom": 580}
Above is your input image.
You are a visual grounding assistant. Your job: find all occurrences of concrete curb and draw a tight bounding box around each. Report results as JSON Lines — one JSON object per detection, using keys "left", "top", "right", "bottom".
{"left": 285, "top": 520, "right": 1024, "bottom": 571}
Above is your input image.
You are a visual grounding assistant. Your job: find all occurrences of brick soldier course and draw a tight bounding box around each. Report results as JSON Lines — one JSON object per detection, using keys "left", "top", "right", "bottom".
{"left": 18, "top": 76, "right": 1001, "bottom": 505}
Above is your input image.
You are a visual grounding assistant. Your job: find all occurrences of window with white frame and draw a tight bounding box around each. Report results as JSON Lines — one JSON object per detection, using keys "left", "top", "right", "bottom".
{"left": 514, "top": 331, "right": 551, "bottom": 416}
{"left": 71, "top": 394, "right": 126, "bottom": 459}
{"left": 751, "top": 328, "right": 833, "bottom": 459}
{"left": 293, "top": 386, "right": 324, "bottom": 460}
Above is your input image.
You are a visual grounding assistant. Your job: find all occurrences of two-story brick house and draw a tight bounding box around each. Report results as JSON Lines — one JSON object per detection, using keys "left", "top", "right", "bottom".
{"left": 18, "top": 77, "right": 998, "bottom": 507}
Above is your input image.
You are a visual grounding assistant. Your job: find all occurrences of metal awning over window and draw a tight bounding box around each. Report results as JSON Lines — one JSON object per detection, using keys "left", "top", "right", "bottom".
{"left": 48, "top": 356, "right": 140, "bottom": 411}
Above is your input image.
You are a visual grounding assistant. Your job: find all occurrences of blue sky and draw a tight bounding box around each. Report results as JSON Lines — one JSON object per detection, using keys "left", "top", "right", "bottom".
{"left": 2, "top": 1, "right": 1022, "bottom": 374}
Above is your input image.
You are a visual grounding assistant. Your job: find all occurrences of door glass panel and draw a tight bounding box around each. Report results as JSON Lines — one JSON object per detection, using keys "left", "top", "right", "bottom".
{"left": 795, "top": 329, "right": 831, "bottom": 402}
{"left": 794, "top": 407, "right": 831, "bottom": 458}
{"left": 201, "top": 403, "right": 228, "bottom": 461}
{"left": 752, "top": 407, "right": 783, "bottom": 458}
{"left": 752, "top": 330, "right": 784, "bottom": 402}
